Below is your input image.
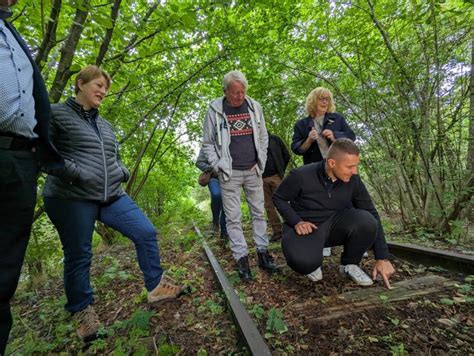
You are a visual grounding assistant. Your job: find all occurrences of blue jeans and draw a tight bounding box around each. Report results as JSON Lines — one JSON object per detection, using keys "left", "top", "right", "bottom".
{"left": 208, "top": 178, "right": 227, "bottom": 235}
{"left": 44, "top": 194, "right": 163, "bottom": 313}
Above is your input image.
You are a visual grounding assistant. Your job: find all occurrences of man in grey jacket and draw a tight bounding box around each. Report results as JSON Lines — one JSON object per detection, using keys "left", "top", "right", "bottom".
{"left": 202, "top": 70, "right": 277, "bottom": 281}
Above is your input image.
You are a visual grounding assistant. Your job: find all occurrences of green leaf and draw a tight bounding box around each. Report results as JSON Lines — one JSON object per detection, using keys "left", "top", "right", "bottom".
{"left": 439, "top": 298, "right": 455, "bottom": 306}
{"left": 266, "top": 308, "right": 288, "bottom": 334}
{"left": 389, "top": 317, "right": 400, "bottom": 326}
{"left": 379, "top": 294, "right": 389, "bottom": 303}
{"left": 69, "top": 64, "right": 82, "bottom": 72}
{"left": 181, "top": 13, "right": 196, "bottom": 27}
{"left": 93, "top": 14, "right": 114, "bottom": 29}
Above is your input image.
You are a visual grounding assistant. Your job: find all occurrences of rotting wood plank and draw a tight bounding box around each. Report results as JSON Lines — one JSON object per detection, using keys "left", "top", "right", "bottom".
{"left": 294, "top": 275, "right": 456, "bottom": 324}
{"left": 197, "top": 228, "right": 271, "bottom": 356}
{"left": 337, "top": 274, "right": 455, "bottom": 303}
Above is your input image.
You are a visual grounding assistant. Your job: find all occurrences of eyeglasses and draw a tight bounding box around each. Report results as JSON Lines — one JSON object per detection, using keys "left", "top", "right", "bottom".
{"left": 318, "top": 97, "right": 331, "bottom": 102}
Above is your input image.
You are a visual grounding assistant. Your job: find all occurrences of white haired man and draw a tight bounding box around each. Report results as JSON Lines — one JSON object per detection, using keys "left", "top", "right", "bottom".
{"left": 202, "top": 70, "right": 277, "bottom": 281}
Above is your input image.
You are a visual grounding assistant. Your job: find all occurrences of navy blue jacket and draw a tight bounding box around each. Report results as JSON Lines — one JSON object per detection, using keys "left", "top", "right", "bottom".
{"left": 291, "top": 112, "right": 355, "bottom": 165}
{"left": 273, "top": 161, "right": 389, "bottom": 259}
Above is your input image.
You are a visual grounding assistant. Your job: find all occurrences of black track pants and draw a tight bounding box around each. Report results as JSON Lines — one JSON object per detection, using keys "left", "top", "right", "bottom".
{"left": 281, "top": 209, "right": 378, "bottom": 275}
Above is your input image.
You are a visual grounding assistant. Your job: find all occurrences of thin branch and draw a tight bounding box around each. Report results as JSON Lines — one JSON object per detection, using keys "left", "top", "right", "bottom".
{"left": 118, "top": 54, "right": 224, "bottom": 144}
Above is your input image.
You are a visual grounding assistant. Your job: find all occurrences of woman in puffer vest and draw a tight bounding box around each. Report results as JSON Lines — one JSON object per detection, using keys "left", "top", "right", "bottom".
{"left": 43, "top": 65, "right": 186, "bottom": 342}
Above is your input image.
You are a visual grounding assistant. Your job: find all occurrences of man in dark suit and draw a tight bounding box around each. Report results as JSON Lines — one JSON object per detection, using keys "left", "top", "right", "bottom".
{"left": 0, "top": 1, "right": 63, "bottom": 352}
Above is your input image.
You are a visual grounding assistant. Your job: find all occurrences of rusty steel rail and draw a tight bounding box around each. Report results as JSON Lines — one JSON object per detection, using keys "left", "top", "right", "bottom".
{"left": 195, "top": 226, "right": 271, "bottom": 355}
{"left": 387, "top": 241, "right": 474, "bottom": 275}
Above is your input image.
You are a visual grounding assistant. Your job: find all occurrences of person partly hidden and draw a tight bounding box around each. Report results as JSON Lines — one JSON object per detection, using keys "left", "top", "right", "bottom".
{"left": 196, "top": 147, "right": 228, "bottom": 241}
{"left": 274, "top": 138, "right": 395, "bottom": 288}
{"left": 0, "top": 0, "right": 64, "bottom": 352}
{"left": 42, "top": 65, "right": 189, "bottom": 342}
{"left": 262, "top": 133, "right": 291, "bottom": 242}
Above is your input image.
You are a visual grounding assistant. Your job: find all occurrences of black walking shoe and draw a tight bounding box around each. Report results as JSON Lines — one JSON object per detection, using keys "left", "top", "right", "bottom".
{"left": 237, "top": 256, "right": 252, "bottom": 281}
{"left": 257, "top": 251, "right": 278, "bottom": 273}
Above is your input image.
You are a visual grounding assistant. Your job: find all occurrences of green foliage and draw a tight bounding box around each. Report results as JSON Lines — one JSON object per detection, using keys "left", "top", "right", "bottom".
{"left": 227, "top": 271, "right": 241, "bottom": 285}
{"left": 104, "top": 309, "right": 159, "bottom": 354}
{"left": 249, "top": 303, "right": 265, "bottom": 319}
{"left": 93, "top": 255, "right": 136, "bottom": 288}
{"left": 113, "top": 309, "right": 155, "bottom": 332}
{"left": 379, "top": 294, "right": 389, "bottom": 303}
{"left": 8, "top": 295, "right": 77, "bottom": 354}
{"left": 388, "top": 317, "right": 400, "bottom": 326}
{"left": 158, "top": 342, "right": 181, "bottom": 355}
{"left": 197, "top": 348, "right": 208, "bottom": 356}
{"left": 25, "top": 210, "right": 63, "bottom": 282}
{"left": 390, "top": 343, "right": 407, "bottom": 356}
{"left": 439, "top": 298, "right": 455, "bottom": 306}
{"left": 265, "top": 307, "right": 288, "bottom": 335}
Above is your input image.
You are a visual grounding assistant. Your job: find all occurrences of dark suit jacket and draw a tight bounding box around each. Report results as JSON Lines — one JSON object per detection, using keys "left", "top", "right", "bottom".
{"left": 4, "top": 20, "right": 63, "bottom": 167}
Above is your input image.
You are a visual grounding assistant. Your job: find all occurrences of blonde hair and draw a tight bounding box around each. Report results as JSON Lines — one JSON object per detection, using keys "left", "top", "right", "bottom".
{"left": 74, "top": 65, "right": 111, "bottom": 94}
{"left": 305, "top": 87, "right": 336, "bottom": 117}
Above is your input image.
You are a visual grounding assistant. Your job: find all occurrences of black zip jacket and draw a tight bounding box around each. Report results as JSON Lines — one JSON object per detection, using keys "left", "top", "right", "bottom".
{"left": 273, "top": 161, "right": 389, "bottom": 259}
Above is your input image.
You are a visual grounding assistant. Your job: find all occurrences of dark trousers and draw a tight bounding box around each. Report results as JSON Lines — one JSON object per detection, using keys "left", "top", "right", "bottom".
{"left": 208, "top": 178, "right": 227, "bottom": 235}
{"left": 0, "top": 150, "right": 39, "bottom": 355}
{"left": 282, "top": 209, "right": 378, "bottom": 275}
{"left": 44, "top": 195, "right": 163, "bottom": 313}
{"left": 263, "top": 174, "right": 283, "bottom": 235}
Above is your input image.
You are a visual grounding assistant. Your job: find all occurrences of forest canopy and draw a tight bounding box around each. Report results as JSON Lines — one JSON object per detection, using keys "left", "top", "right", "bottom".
{"left": 11, "top": 0, "right": 473, "bottom": 249}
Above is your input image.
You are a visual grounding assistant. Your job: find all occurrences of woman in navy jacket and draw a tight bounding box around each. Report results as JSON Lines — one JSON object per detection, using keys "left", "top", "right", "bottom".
{"left": 291, "top": 87, "right": 355, "bottom": 165}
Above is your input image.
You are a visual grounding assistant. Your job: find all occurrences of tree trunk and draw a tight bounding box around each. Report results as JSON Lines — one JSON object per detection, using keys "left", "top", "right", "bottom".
{"left": 468, "top": 39, "right": 474, "bottom": 174}
{"left": 95, "top": 0, "right": 122, "bottom": 66}
{"left": 48, "top": 2, "right": 89, "bottom": 102}
{"left": 35, "top": 0, "right": 62, "bottom": 71}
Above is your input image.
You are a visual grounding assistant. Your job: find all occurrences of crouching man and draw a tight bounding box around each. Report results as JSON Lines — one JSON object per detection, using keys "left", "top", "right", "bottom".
{"left": 273, "top": 138, "right": 394, "bottom": 288}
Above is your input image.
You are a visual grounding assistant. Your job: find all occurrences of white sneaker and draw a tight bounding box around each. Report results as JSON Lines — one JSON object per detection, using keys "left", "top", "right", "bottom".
{"left": 306, "top": 267, "right": 323, "bottom": 282}
{"left": 323, "top": 247, "right": 332, "bottom": 257}
{"left": 339, "top": 264, "right": 373, "bottom": 286}
{"left": 362, "top": 251, "right": 369, "bottom": 258}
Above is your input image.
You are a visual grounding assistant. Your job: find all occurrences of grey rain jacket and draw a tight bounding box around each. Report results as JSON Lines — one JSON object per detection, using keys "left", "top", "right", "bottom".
{"left": 43, "top": 101, "right": 129, "bottom": 202}
{"left": 201, "top": 96, "right": 268, "bottom": 181}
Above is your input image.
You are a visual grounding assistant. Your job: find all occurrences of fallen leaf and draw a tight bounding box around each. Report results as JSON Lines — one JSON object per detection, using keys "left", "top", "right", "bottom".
{"left": 437, "top": 318, "right": 456, "bottom": 327}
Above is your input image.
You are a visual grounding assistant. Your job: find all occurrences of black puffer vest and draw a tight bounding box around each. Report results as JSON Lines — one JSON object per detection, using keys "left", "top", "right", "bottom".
{"left": 43, "top": 99, "right": 128, "bottom": 202}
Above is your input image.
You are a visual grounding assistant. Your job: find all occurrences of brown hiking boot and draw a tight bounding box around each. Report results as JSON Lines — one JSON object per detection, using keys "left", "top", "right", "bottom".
{"left": 73, "top": 305, "right": 101, "bottom": 342}
{"left": 148, "top": 276, "right": 186, "bottom": 303}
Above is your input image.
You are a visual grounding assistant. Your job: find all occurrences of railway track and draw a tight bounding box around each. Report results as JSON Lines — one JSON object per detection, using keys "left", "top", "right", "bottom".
{"left": 387, "top": 241, "right": 474, "bottom": 275}
{"left": 196, "top": 226, "right": 473, "bottom": 354}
